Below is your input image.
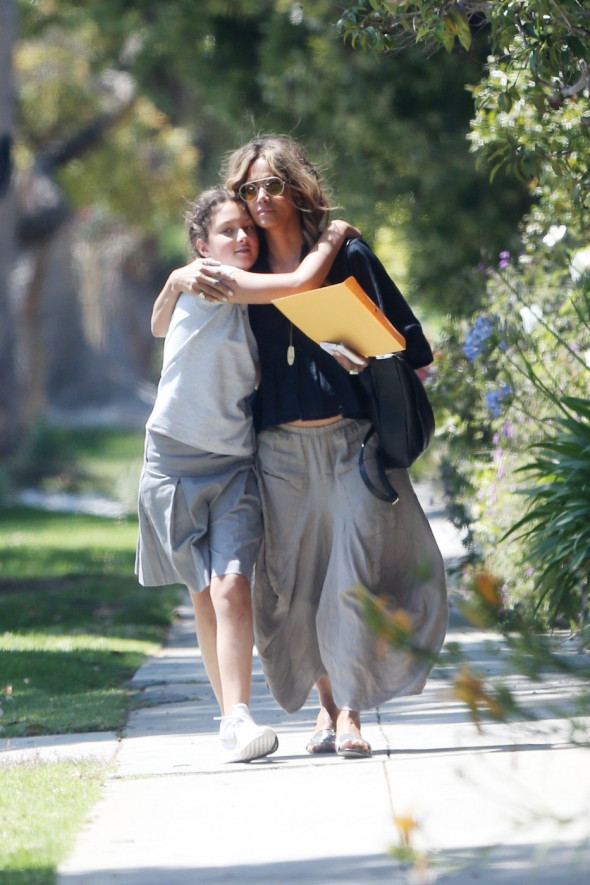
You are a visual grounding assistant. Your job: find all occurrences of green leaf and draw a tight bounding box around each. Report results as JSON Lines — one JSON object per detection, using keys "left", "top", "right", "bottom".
{"left": 437, "top": 19, "right": 456, "bottom": 52}
{"left": 450, "top": 8, "right": 472, "bottom": 52}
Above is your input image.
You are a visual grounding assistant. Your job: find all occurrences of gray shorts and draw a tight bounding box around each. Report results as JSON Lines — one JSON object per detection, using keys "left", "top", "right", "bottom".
{"left": 135, "top": 431, "right": 262, "bottom": 593}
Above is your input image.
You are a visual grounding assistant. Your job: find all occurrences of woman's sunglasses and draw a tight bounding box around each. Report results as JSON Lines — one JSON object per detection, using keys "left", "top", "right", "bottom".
{"left": 238, "top": 176, "right": 286, "bottom": 202}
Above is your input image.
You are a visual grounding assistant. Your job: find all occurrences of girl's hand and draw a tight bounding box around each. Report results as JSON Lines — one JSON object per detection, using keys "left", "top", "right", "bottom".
{"left": 327, "top": 219, "right": 362, "bottom": 240}
{"left": 170, "top": 258, "right": 235, "bottom": 303}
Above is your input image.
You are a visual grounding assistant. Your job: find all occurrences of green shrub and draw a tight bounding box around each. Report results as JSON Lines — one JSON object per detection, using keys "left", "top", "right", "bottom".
{"left": 429, "top": 168, "right": 589, "bottom": 626}
{"left": 507, "top": 396, "right": 590, "bottom": 626}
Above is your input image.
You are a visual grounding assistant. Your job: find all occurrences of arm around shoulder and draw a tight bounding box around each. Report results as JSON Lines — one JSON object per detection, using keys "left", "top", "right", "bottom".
{"left": 225, "top": 219, "right": 362, "bottom": 304}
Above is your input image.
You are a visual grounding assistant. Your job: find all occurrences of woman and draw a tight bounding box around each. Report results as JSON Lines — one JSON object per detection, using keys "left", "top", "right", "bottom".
{"left": 223, "top": 135, "right": 448, "bottom": 758}
{"left": 138, "top": 186, "right": 358, "bottom": 762}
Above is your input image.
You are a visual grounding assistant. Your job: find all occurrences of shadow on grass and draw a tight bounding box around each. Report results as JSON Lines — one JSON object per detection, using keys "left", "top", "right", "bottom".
{"left": 0, "top": 574, "right": 182, "bottom": 637}
{"left": 0, "top": 646, "right": 143, "bottom": 736}
{"left": 0, "top": 867, "right": 54, "bottom": 885}
{"left": 0, "top": 506, "right": 139, "bottom": 580}
{"left": 0, "top": 569, "right": 184, "bottom": 736}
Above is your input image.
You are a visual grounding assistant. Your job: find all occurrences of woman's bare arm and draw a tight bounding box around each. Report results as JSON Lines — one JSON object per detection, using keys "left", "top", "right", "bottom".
{"left": 214, "top": 220, "right": 360, "bottom": 304}
{"left": 151, "top": 220, "right": 360, "bottom": 336}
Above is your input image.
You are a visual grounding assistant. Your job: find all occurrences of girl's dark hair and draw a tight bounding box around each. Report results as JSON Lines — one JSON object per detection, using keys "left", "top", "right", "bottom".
{"left": 222, "top": 134, "right": 334, "bottom": 248}
{"left": 185, "top": 187, "right": 240, "bottom": 254}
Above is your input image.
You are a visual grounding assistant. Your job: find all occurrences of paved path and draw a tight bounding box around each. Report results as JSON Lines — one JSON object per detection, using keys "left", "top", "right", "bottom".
{"left": 2, "top": 488, "right": 589, "bottom": 883}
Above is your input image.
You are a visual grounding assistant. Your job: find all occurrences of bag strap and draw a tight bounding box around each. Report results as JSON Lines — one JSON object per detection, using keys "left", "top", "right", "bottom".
{"left": 358, "top": 428, "right": 399, "bottom": 505}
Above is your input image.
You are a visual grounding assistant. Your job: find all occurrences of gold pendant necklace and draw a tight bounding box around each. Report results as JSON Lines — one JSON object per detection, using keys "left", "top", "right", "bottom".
{"left": 287, "top": 323, "right": 295, "bottom": 366}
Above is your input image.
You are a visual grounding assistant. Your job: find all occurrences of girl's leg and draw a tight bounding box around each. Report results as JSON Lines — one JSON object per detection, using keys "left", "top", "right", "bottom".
{"left": 209, "top": 572, "right": 277, "bottom": 763}
{"left": 209, "top": 572, "right": 254, "bottom": 716}
{"left": 193, "top": 577, "right": 276, "bottom": 762}
{"left": 189, "top": 586, "right": 223, "bottom": 711}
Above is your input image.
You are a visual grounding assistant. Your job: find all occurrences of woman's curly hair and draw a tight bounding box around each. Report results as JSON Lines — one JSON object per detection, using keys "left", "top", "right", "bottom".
{"left": 222, "top": 134, "right": 334, "bottom": 248}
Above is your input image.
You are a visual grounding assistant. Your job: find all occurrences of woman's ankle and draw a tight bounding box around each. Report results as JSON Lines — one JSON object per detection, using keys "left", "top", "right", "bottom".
{"left": 336, "top": 708, "right": 361, "bottom": 735}
{"left": 315, "top": 675, "right": 338, "bottom": 729}
{"left": 315, "top": 706, "right": 337, "bottom": 731}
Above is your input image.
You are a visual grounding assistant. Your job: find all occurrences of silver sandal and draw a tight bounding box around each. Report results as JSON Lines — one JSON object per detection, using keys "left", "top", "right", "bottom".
{"left": 335, "top": 732, "right": 372, "bottom": 759}
{"left": 305, "top": 728, "right": 336, "bottom": 754}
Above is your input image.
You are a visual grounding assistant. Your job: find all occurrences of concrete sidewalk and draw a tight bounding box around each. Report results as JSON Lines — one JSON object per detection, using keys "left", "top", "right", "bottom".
{"left": 3, "top": 489, "right": 590, "bottom": 883}
{"left": 51, "top": 611, "right": 589, "bottom": 884}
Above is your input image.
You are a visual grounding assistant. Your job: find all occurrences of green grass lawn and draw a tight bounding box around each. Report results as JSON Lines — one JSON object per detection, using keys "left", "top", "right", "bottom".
{"left": 0, "top": 758, "right": 111, "bottom": 885}
{"left": 0, "top": 506, "right": 183, "bottom": 737}
{"left": 0, "top": 427, "right": 184, "bottom": 883}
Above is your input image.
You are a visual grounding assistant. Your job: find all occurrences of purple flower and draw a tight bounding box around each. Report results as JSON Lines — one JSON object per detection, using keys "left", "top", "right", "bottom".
{"left": 499, "top": 250, "right": 510, "bottom": 269}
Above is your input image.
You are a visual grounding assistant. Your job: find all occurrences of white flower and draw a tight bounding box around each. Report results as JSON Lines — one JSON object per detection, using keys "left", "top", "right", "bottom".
{"left": 490, "top": 69, "right": 509, "bottom": 87}
{"left": 570, "top": 246, "right": 590, "bottom": 282}
{"left": 542, "top": 224, "right": 567, "bottom": 247}
{"left": 519, "top": 304, "right": 543, "bottom": 333}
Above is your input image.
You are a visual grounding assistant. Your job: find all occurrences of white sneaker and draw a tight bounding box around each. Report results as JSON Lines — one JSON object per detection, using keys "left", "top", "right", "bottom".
{"left": 219, "top": 703, "right": 278, "bottom": 763}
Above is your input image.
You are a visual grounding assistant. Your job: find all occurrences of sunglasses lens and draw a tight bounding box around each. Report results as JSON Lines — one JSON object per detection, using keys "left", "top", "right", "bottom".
{"left": 265, "top": 178, "right": 284, "bottom": 196}
{"left": 240, "top": 183, "right": 258, "bottom": 202}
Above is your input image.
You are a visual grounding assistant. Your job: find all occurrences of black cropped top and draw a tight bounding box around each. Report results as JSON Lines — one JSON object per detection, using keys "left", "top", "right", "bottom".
{"left": 248, "top": 238, "right": 433, "bottom": 432}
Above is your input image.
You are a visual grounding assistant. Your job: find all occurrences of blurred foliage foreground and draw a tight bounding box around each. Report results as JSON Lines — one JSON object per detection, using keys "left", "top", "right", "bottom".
{"left": 358, "top": 572, "right": 590, "bottom": 870}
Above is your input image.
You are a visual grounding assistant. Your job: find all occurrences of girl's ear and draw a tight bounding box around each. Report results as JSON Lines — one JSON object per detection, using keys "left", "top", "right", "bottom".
{"left": 195, "top": 239, "right": 209, "bottom": 257}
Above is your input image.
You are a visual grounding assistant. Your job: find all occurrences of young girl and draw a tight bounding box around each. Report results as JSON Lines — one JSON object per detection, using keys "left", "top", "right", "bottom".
{"left": 136, "top": 187, "right": 359, "bottom": 762}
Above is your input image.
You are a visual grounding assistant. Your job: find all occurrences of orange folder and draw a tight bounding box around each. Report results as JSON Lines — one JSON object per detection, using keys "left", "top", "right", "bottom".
{"left": 271, "top": 276, "right": 406, "bottom": 357}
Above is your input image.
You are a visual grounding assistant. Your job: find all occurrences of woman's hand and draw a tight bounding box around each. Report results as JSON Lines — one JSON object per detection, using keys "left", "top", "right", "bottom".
{"left": 319, "top": 341, "right": 369, "bottom": 374}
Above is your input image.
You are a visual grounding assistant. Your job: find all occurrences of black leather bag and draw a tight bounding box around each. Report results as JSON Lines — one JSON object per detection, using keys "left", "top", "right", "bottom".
{"left": 357, "top": 355, "right": 435, "bottom": 504}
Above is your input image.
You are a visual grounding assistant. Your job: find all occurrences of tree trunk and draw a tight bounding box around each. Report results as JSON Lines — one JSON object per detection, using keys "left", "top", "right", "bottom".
{"left": 0, "top": 0, "right": 18, "bottom": 455}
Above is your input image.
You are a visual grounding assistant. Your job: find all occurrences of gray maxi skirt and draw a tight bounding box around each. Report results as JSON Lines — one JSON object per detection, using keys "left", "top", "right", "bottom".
{"left": 135, "top": 430, "right": 262, "bottom": 593}
{"left": 252, "top": 418, "right": 448, "bottom": 713}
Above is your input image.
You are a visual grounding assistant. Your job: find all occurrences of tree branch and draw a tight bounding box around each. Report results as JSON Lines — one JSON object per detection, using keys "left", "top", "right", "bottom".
{"left": 17, "top": 70, "right": 137, "bottom": 246}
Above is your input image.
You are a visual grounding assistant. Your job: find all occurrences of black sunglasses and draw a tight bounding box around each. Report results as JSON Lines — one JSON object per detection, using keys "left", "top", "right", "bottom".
{"left": 238, "top": 176, "right": 286, "bottom": 202}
